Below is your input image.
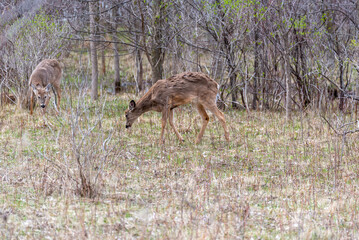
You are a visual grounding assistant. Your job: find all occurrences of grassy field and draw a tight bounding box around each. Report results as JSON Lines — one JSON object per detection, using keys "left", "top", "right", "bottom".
{"left": 1, "top": 88, "right": 359, "bottom": 239}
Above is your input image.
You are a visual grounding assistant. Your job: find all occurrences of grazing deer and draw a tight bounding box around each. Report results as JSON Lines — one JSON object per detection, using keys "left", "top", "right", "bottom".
{"left": 29, "top": 59, "right": 62, "bottom": 115}
{"left": 125, "top": 72, "right": 230, "bottom": 144}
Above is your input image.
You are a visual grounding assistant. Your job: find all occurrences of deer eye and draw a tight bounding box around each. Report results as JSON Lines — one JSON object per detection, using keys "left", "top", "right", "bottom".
{"left": 44, "top": 96, "right": 47, "bottom": 99}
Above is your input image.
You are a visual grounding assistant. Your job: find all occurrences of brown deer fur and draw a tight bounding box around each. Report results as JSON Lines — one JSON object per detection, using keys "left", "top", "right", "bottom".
{"left": 29, "top": 59, "right": 62, "bottom": 115}
{"left": 125, "top": 72, "right": 229, "bottom": 144}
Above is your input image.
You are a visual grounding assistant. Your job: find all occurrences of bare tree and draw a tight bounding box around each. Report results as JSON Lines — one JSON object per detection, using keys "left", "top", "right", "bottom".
{"left": 150, "top": 0, "right": 166, "bottom": 84}
{"left": 5, "top": 0, "right": 359, "bottom": 115}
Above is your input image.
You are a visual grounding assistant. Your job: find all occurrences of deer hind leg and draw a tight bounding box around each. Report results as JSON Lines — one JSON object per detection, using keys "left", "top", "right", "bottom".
{"left": 207, "top": 104, "right": 230, "bottom": 142}
{"left": 57, "top": 87, "right": 61, "bottom": 111}
{"left": 168, "top": 109, "right": 184, "bottom": 142}
{"left": 195, "top": 103, "right": 210, "bottom": 144}
{"left": 52, "top": 86, "right": 58, "bottom": 109}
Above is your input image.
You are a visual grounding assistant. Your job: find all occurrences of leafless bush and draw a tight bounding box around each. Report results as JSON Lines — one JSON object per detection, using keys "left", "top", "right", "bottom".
{"left": 67, "top": 86, "right": 114, "bottom": 198}
{"left": 34, "top": 84, "right": 115, "bottom": 198}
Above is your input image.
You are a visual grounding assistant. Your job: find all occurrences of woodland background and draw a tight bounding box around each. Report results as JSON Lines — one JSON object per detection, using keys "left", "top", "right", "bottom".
{"left": 1, "top": 0, "right": 359, "bottom": 114}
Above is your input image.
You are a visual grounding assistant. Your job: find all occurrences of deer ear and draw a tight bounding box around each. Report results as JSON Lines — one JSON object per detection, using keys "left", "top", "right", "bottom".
{"left": 129, "top": 100, "right": 136, "bottom": 110}
{"left": 45, "top": 83, "right": 52, "bottom": 92}
{"left": 31, "top": 84, "right": 38, "bottom": 94}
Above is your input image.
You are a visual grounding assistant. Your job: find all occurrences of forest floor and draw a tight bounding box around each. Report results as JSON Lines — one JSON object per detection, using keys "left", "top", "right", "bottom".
{"left": 1, "top": 90, "right": 359, "bottom": 239}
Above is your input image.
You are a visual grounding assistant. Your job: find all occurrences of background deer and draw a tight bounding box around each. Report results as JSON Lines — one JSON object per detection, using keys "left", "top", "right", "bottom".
{"left": 125, "top": 72, "right": 230, "bottom": 144}
{"left": 29, "top": 59, "right": 62, "bottom": 115}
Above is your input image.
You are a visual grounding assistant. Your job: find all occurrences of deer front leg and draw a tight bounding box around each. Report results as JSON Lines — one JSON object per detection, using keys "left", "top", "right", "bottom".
{"left": 30, "top": 91, "right": 34, "bottom": 115}
{"left": 159, "top": 110, "right": 168, "bottom": 144}
{"left": 169, "top": 109, "right": 184, "bottom": 142}
{"left": 57, "top": 88, "right": 61, "bottom": 112}
{"left": 42, "top": 106, "right": 47, "bottom": 115}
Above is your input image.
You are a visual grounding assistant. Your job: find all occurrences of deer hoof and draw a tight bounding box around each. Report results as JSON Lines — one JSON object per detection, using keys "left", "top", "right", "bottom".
{"left": 225, "top": 134, "right": 230, "bottom": 142}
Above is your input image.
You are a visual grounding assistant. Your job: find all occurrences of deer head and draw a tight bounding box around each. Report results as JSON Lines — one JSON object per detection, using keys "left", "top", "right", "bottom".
{"left": 31, "top": 83, "right": 52, "bottom": 109}
{"left": 125, "top": 100, "right": 139, "bottom": 128}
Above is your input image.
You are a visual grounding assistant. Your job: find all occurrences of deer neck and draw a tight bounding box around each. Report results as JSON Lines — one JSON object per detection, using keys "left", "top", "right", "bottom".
{"left": 135, "top": 93, "right": 157, "bottom": 115}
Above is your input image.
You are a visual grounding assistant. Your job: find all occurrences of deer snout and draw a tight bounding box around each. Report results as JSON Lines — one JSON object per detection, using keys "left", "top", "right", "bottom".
{"left": 41, "top": 104, "right": 46, "bottom": 108}
{"left": 125, "top": 125, "right": 131, "bottom": 129}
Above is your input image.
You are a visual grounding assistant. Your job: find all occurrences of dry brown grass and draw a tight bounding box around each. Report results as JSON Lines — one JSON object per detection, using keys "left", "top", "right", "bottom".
{"left": 1, "top": 87, "right": 359, "bottom": 239}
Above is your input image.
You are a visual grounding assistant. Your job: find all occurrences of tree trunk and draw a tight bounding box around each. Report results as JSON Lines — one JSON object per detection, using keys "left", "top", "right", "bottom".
{"left": 151, "top": 0, "right": 165, "bottom": 84}
{"left": 222, "top": 24, "right": 238, "bottom": 109}
{"left": 135, "top": 17, "right": 143, "bottom": 93}
{"left": 339, "top": 56, "right": 344, "bottom": 111}
{"left": 211, "top": 47, "right": 224, "bottom": 81}
{"left": 284, "top": 35, "right": 291, "bottom": 120}
{"left": 89, "top": 1, "right": 99, "bottom": 100}
{"left": 336, "top": 38, "right": 344, "bottom": 111}
{"left": 135, "top": 35, "right": 143, "bottom": 93}
{"left": 112, "top": 7, "right": 121, "bottom": 93}
{"left": 261, "top": 41, "right": 269, "bottom": 109}
{"left": 293, "top": 28, "right": 310, "bottom": 108}
{"left": 113, "top": 41, "right": 121, "bottom": 93}
{"left": 101, "top": 46, "right": 106, "bottom": 76}
{"left": 99, "top": 2, "right": 106, "bottom": 76}
{"left": 151, "top": 40, "right": 164, "bottom": 84}
{"left": 216, "top": 0, "right": 238, "bottom": 109}
{"left": 252, "top": 17, "right": 259, "bottom": 110}
{"left": 229, "top": 71, "right": 239, "bottom": 109}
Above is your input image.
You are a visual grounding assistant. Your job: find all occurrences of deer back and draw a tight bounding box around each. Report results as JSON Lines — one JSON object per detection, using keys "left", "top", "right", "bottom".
{"left": 151, "top": 72, "right": 219, "bottom": 107}
{"left": 29, "top": 59, "right": 62, "bottom": 88}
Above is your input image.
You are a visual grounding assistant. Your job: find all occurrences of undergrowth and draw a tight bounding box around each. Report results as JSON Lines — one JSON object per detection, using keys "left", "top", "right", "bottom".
{"left": 0, "top": 90, "right": 359, "bottom": 239}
